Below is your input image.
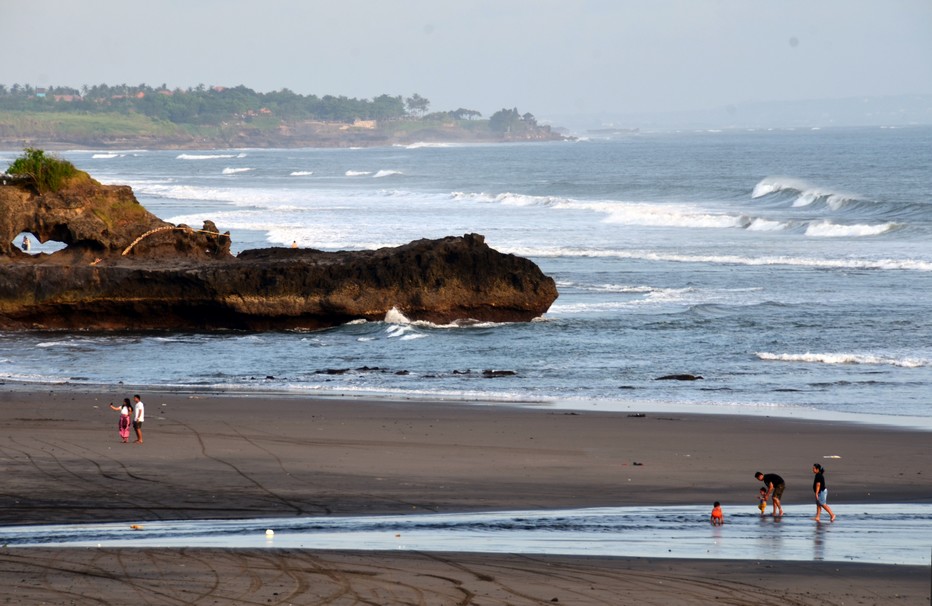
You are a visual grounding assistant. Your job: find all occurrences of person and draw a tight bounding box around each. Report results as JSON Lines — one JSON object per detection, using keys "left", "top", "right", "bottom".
{"left": 812, "top": 463, "right": 836, "bottom": 522}
{"left": 758, "top": 487, "right": 768, "bottom": 515}
{"left": 108, "top": 398, "right": 133, "bottom": 443}
{"left": 21, "top": 235, "right": 30, "bottom": 251}
{"left": 710, "top": 501, "right": 724, "bottom": 525}
{"left": 755, "top": 471, "right": 785, "bottom": 517}
{"left": 291, "top": 240, "right": 298, "bottom": 248}
{"left": 132, "top": 394, "right": 145, "bottom": 444}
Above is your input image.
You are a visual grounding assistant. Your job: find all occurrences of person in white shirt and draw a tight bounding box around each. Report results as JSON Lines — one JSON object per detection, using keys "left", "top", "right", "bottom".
{"left": 132, "top": 394, "right": 145, "bottom": 444}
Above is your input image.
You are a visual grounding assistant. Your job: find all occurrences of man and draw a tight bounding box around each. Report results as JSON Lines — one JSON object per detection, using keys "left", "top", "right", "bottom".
{"left": 755, "top": 471, "right": 785, "bottom": 517}
{"left": 132, "top": 394, "right": 145, "bottom": 444}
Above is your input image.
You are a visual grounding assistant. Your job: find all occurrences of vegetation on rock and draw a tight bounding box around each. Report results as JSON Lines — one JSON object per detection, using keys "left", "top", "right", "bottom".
{"left": 5, "top": 148, "right": 81, "bottom": 193}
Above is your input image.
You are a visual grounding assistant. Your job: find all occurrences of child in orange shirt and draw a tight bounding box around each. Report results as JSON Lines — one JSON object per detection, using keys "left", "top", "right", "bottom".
{"left": 710, "top": 501, "right": 724, "bottom": 525}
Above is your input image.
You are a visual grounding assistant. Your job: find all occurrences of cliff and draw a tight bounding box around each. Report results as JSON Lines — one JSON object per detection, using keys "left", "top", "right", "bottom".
{"left": 0, "top": 175, "right": 557, "bottom": 330}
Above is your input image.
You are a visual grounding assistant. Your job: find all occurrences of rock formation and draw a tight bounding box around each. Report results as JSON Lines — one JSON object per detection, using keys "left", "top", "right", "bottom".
{"left": 0, "top": 172, "right": 557, "bottom": 330}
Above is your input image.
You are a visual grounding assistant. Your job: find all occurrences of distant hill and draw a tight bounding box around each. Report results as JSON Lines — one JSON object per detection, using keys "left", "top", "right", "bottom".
{"left": 0, "top": 83, "right": 565, "bottom": 149}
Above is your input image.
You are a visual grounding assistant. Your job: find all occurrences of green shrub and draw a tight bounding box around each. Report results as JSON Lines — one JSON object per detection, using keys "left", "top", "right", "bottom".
{"left": 6, "top": 148, "right": 79, "bottom": 193}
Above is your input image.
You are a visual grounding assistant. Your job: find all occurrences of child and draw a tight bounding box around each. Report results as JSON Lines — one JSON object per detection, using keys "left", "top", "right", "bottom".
{"left": 758, "top": 487, "right": 768, "bottom": 515}
{"left": 710, "top": 501, "right": 724, "bottom": 525}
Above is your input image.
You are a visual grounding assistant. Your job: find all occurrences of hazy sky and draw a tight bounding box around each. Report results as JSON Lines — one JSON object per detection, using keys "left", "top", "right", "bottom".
{"left": 4, "top": 0, "right": 931, "bottom": 119}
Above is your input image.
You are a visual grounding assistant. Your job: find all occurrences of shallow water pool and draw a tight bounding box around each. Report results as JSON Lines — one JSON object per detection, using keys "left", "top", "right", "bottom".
{"left": 4, "top": 504, "right": 930, "bottom": 566}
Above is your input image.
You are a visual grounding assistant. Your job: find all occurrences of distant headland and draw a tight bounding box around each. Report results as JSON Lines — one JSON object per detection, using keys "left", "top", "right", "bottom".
{"left": 0, "top": 83, "right": 568, "bottom": 149}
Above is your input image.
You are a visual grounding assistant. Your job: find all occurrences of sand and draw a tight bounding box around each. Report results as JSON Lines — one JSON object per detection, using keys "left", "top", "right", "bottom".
{"left": 1, "top": 387, "right": 930, "bottom": 604}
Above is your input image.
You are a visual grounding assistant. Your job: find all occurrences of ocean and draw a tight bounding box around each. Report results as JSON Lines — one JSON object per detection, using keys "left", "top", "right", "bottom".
{"left": 2, "top": 126, "right": 931, "bottom": 426}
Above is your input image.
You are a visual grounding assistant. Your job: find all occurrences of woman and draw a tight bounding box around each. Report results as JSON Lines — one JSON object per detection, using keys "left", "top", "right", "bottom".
{"left": 109, "top": 398, "right": 133, "bottom": 443}
{"left": 812, "top": 463, "right": 836, "bottom": 522}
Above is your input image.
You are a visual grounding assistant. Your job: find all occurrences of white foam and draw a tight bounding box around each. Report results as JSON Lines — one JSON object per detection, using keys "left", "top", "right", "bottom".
{"left": 746, "top": 217, "right": 787, "bottom": 231}
{"left": 345, "top": 170, "right": 371, "bottom": 177}
{"left": 176, "top": 153, "right": 242, "bottom": 160}
{"left": 505, "top": 246, "right": 932, "bottom": 272}
{"left": 752, "top": 176, "right": 862, "bottom": 210}
{"left": 91, "top": 153, "right": 120, "bottom": 159}
{"left": 452, "top": 191, "right": 748, "bottom": 230}
{"left": 289, "top": 171, "right": 313, "bottom": 176}
{"left": 222, "top": 167, "right": 253, "bottom": 175}
{"left": 384, "top": 307, "right": 411, "bottom": 325}
{"left": 756, "top": 352, "right": 929, "bottom": 368}
{"left": 404, "top": 142, "right": 455, "bottom": 149}
{"left": 373, "top": 169, "right": 403, "bottom": 178}
{"left": 805, "top": 221, "right": 897, "bottom": 237}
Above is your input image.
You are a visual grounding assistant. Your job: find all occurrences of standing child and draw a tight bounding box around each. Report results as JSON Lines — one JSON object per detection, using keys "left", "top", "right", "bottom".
{"left": 758, "top": 487, "right": 768, "bottom": 515}
{"left": 710, "top": 501, "right": 724, "bottom": 525}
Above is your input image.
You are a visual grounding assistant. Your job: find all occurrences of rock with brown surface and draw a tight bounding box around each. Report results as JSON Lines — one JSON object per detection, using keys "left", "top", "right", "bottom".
{"left": 0, "top": 177, "right": 557, "bottom": 330}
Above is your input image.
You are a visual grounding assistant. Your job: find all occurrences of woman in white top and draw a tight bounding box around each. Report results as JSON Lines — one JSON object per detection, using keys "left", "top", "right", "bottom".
{"left": 108, "top": 398, "right": 132, "bottom": 443}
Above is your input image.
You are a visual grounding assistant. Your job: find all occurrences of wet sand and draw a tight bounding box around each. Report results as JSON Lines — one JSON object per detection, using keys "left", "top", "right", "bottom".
{"left": 1, "top": 387, "right": 930, "bottom": 604}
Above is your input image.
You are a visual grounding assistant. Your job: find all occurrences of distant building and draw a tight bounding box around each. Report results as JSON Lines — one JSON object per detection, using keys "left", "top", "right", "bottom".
{"left": 35, "top": 88, "right": 47, "bottom": 98}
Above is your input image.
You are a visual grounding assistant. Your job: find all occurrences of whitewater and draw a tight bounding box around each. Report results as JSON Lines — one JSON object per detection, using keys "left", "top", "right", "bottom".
{"left": 2, "top": 126, "right": 931, "bottom": 425}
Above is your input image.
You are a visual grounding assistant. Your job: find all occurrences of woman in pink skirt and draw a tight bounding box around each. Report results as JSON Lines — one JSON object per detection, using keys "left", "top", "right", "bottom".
{"left": 109, "top": 398, "right": 133, "bottom": 443}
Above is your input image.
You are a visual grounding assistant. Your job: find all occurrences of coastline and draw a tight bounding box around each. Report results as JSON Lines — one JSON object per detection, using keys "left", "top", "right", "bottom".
{"left": 1, "top": 386, "right": 930, "bottom": 604}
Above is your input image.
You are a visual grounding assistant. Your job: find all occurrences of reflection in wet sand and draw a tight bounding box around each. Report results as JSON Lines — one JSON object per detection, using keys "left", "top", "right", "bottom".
{"left": 5, "top": 504, "right": 931, "bottom": 566}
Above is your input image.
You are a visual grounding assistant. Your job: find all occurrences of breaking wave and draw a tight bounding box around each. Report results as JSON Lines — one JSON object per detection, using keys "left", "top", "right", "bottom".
{"left": 177, "top": 153, "right": 245, "bottom": 160}
{"left": 504, "top": 246, "right": 932, "bottom": 272}
{"left": 222, "top": 167, "right": 253, "bottom": 175}
{"left": 752, "top": 177, "right": 862, "bottom": 210}
{"left": 805, "top": 221, "right": 898, "bottom": 237}
{"left": 756, "top": 352, "right": 929, "bottom": 368}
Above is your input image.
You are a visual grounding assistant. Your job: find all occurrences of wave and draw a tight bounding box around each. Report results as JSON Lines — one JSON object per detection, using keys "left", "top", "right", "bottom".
{"left": 756, "top": 352, "right": 929, "bottom": 368}
{"left": 222, "top": 167, "right": 253, "bottom": 175}
{"left": 746, "top": 217, "right": 788, "bottom": 232}
{"left": 452, "top": 191, "right": 748, "bottom": 229}
{"left": 384, "top": 307, "right": 506, "bottom": 329}
{"left": 373, "top": 169, "right": 403, "bottom": 178}
{"left": 290, "top": 170, "right": 313, "bottom": 176}
{"left": 505, "top": 246, "right": 932, "bottom": 272}
{"left": 752, "top": 177, "right": 863, "bottom": 210}
{"left": 177, "top": 153, "right": 245, "bottom": 160}
{"left": 345, "top": 170, "right": 371, "bottom": 177}
{"left": 91, "top": 153, "right": 122, "bottom": 159}
{"left": 402, "top": 142, "right": 457, "bottom": 149}
{"left": 805, "top": 221, "right": 898, "bottom": 237}
{"left": 138, "top": 183, "right": 323, "bottom": 207}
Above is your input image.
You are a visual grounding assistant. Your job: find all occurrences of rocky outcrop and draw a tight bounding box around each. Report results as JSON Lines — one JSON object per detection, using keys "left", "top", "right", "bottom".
{"left": 0, "top": 177, "right": 557, "bottom": 331}
{"left": 0, "top": 172, "right": 231, "bottom": 260}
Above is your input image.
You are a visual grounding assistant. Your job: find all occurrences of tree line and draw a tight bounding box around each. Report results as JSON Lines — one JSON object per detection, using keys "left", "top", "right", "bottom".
{"left": 0, "top": 83, "right": 534, "bottom": 130}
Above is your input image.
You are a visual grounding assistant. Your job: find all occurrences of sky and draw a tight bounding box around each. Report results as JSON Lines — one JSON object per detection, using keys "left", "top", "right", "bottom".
{"left": 3, "top": 0, "right": 931, "bottom": 122}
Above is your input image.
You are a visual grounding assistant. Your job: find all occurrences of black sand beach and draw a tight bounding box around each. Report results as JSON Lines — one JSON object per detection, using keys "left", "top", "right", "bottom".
{"left": 1, "top": 388, "right": 929, "bottom": 604}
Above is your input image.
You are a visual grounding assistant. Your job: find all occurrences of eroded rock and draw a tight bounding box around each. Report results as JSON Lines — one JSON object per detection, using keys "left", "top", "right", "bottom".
{"left": 0, "top": 176, "right": 557, "bottom": 330}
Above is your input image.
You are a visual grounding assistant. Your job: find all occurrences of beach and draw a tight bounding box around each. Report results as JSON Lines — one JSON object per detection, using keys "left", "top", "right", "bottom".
{"left": 1, "top": 388, "right": 929, "bottom": 604}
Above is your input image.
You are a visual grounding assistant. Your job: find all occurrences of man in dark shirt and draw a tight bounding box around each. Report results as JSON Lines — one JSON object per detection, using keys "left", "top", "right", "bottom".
{"left": 755, "top": 471, "right": 785, "bottom": 517}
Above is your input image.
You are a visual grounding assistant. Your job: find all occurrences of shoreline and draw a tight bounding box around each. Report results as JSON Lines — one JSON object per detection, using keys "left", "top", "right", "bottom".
{"left": 4, "top": 378, "right": 931, "bottom": 432}
{"left": 2, "top": 385, "right": 930, "bottom": 604}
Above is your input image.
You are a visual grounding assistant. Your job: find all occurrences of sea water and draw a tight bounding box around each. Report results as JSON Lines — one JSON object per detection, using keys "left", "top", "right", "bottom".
{"left": 1, "top": 127, "right": 931, "bottom": 424}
